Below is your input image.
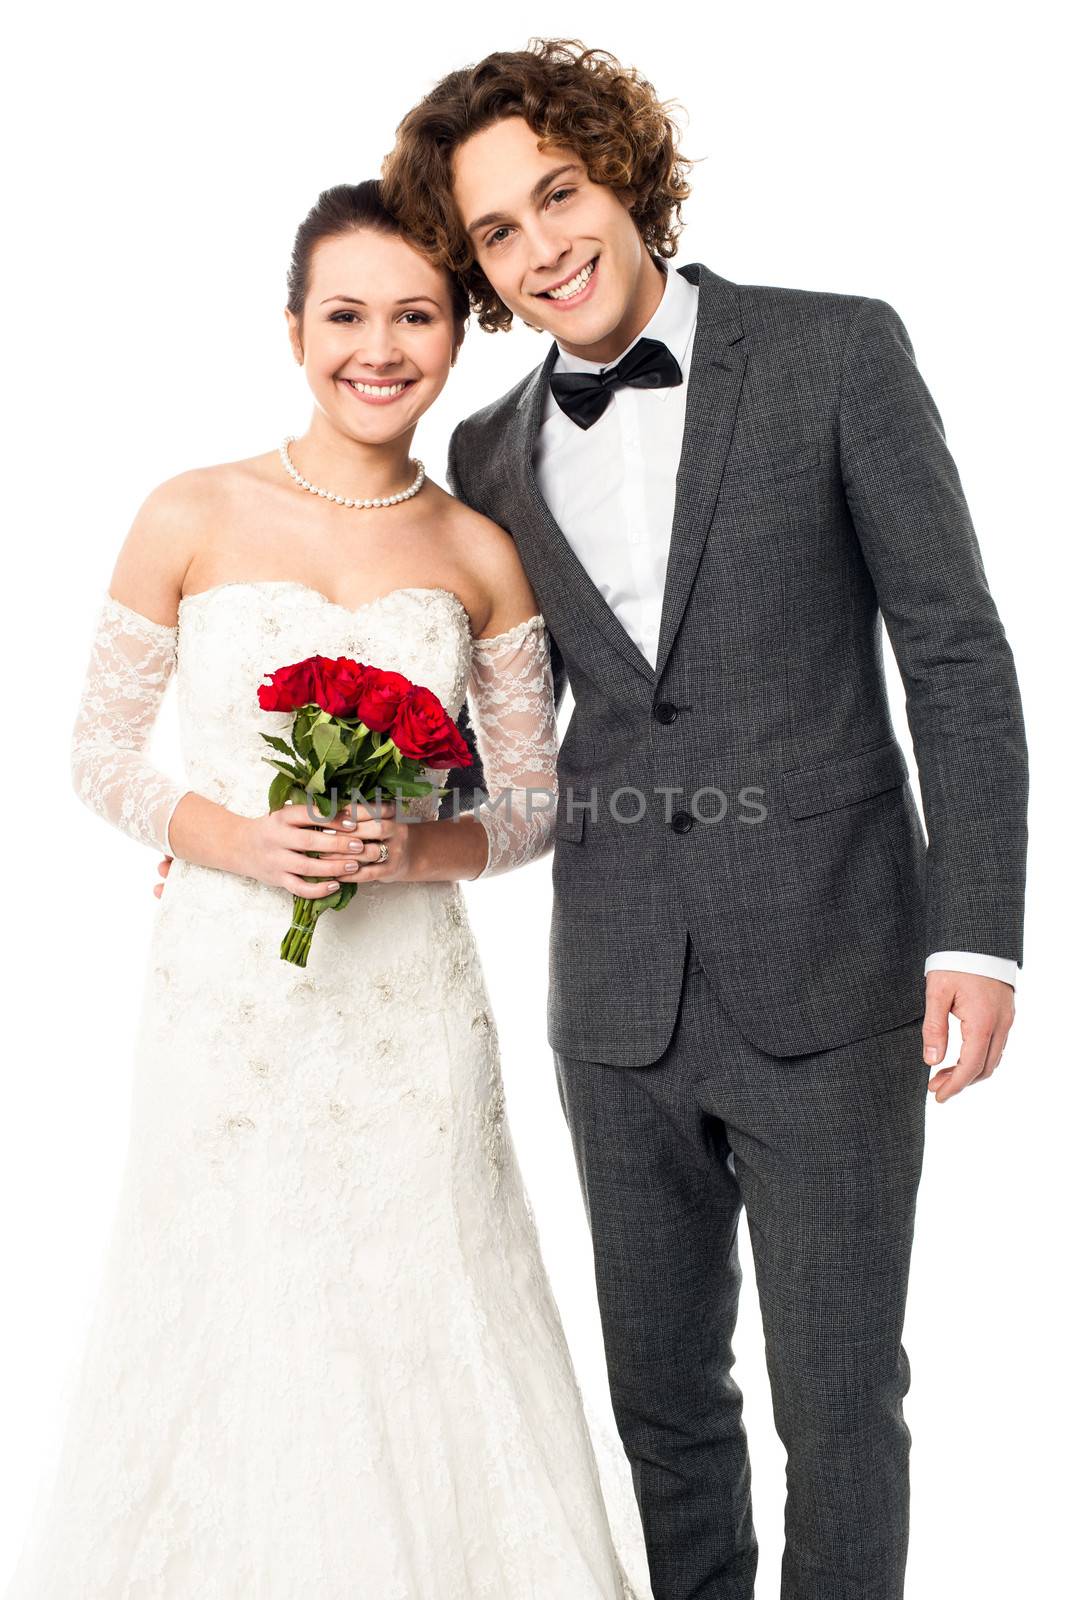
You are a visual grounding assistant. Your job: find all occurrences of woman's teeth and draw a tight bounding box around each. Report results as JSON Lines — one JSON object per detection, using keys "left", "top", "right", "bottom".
{"left": 343, "top": 379, "right": 411, "bottom": 396}
{"left": 544, "top": 259, "right": 596, "bottom": 300}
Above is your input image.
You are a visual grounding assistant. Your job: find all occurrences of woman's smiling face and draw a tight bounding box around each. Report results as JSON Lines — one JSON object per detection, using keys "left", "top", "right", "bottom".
{"left": 286, "top": 227, "right": 457, "bottom": 443}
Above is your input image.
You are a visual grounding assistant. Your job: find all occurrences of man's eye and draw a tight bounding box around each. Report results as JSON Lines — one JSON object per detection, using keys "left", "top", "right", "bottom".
{"left": 548, "top": 187, "right": 575, "bottom": 206}
{"left": 486, "top": 226, "right": 511, "bottom": 249}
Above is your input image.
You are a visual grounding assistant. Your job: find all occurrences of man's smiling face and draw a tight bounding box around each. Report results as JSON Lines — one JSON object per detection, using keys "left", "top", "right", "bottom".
{"left": 451, "top": 115, "right": 665, "bottom": 366}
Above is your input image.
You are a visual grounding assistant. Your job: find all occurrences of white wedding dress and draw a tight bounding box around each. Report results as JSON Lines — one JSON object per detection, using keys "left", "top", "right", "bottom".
{"left": 4, "top": 579, "right": 651, "bottom": 1600}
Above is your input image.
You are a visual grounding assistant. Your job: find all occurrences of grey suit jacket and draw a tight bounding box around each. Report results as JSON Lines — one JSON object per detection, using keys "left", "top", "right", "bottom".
{"left": 446, "top": 262, "right": 1028, "bottom": 1065}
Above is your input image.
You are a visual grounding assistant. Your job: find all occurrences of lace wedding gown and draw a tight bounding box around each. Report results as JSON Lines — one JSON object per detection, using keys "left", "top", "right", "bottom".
{"left": 4, "top": 579, "right": 651, "bottom": 1600}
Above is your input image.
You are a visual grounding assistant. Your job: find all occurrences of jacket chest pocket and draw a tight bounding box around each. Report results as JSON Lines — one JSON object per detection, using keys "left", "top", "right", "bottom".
{"left": 715, "top": 438, "right": 822, "bottom": 506}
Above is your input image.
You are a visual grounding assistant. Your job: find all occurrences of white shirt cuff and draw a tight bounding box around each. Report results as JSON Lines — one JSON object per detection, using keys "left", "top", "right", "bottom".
{"left": 924, "top": 950, "right": 1018, "bottom": 988}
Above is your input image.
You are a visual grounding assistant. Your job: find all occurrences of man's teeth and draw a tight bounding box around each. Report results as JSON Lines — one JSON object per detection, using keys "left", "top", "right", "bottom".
{"left": 345, "top": 380, "right": 410, "bottom": 396}
{"left": 545, "top": 260, "right": 595, "bottom": 300}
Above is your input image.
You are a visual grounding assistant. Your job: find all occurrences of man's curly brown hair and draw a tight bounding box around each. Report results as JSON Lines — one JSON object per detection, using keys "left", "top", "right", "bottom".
{"left": 380, "top": 38, "right": 693, "bottom": 333}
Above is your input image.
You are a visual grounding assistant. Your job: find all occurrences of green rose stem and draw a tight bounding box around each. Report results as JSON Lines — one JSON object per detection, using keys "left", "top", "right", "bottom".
{"left": 277, "top": 778, "right": 357, "bottom": 968}
{"left": 280, "top": 885, "right": 348, "bottom": 968}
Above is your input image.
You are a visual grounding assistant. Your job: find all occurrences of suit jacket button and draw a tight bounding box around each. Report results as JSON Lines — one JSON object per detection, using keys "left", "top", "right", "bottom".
{"left": 671, "top": 809, "right": 694, "bottom": 834}
{"left": 654, "top": 700, "right": 679, "bottom": 724}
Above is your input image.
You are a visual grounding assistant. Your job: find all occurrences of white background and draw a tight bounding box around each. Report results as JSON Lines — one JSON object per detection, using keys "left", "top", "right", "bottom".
{"left": 1, "top": 2, "right": 1060, "bottom": 1594}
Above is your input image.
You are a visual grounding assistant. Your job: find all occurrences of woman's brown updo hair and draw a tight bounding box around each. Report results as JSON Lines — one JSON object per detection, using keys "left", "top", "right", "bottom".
{"left": 286, "top": 179, "right": 470, "bottom": 343}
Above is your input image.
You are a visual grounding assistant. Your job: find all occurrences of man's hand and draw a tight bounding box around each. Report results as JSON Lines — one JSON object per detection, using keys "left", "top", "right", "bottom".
{"left": 154, "top": 855, "right": 172, "bottom": 899}
{"left": 922, "top": 970, "right": 1016, "bottom": 1103}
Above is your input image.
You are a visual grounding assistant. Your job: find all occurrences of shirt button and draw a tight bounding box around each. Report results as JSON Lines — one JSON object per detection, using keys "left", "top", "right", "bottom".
{"left": 671, "top": 810, "right": 694, "bottom": 834}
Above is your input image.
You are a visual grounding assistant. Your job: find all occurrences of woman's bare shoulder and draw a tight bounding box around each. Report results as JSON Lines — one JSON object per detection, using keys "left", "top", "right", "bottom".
{"left": 433, "top": 484, "right": 518, "bottom": 564}
{"left": 432, "top": 484, "right": 539, "bottom": 637}
{"left": 135, "top": 453, "right": 272, "bottom": 524}
{"left": 108, "top": 456, "right": 271, "bottom": 625}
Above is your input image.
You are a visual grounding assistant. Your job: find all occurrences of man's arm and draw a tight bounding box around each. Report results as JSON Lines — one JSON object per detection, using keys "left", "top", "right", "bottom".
{"left": 444, "top": 420, "right": 570, "bottom": 815}
{"left": 839, "top": 295, "right": 1028, "bottom": 961}
{"left": 838, "top": 296, "right": 1028, "bottom": 1097}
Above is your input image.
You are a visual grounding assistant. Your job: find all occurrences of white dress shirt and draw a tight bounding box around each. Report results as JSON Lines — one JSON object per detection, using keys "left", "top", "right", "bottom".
{"left": 532, "top": 261, "right": 1017, "bottom": 990}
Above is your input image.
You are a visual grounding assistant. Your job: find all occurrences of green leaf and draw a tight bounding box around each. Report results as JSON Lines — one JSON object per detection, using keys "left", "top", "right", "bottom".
{"left": 388, "top": 777, "right": 433, "bottom": 796}
{"left": 311, "top": 720, "right": 348, "bottom": 767}
{"left": 268, "top": 771, "right": 294, "bottom": 810}
{"left": 262, "top": 756, "right": 306, "bottom": 781}
{"left": 292, "top": 720, "right": 314, "bottom": 761}
{"left": 366, "top": 744, "right": 397, "bottom": 770}
{"left": 260, "top": 733, "right": 298, "bottom": 758}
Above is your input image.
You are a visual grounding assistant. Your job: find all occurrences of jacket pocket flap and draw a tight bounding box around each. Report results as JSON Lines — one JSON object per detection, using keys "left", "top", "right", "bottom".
{"left": 718, "top": 439, "right": 822, "bottom": 499}
{"left": 771, "top": 439, "right": 822, "bottom": 479}
{"left": 782, "top": 740, "right": 909, "bottom": 819}
{"left": 554, "top": 801, "right": 587, "bottom": 843}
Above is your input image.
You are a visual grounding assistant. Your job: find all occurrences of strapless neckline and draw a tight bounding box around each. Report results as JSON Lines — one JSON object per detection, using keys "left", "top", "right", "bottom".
{"left": 178, "top": 579, "right": 472, "bottom": 639}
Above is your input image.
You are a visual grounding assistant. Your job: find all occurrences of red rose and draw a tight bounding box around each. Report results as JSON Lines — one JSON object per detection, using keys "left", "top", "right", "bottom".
{"left": 357, "top": 668, "right": 414, "bottom": 732}
{"left": 315, "top": 656, "right": 370, "bottom": 718}
{"left": 259, "top": 654, "right": 372, "bottom": 715}
{"left": 258, "top": 654, "right": 333, "bottom": 713}
{"left": 391, "top": 685, "right": 473, "bottom": 768}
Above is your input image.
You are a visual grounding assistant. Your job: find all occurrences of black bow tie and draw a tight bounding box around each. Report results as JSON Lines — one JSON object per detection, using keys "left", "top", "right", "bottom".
{"left": 548, "top": 336, "right": 684, "bottom": 430}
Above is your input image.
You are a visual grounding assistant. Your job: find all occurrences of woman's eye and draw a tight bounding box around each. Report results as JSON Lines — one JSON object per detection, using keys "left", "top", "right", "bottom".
{"left": 399, "top": 311, "right": 430, "bottom": 324}
{"left": 329, "top": 311, "right": 358, "bottom": 324}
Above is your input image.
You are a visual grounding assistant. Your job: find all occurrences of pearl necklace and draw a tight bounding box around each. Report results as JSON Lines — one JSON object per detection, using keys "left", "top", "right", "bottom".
{"left": 279, "top": 436, "right": 426, "bottom": 509}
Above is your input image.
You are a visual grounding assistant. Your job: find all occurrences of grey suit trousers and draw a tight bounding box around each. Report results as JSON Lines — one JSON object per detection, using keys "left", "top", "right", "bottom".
{"left": 554, "top": 935, "right": 929, "bottom": 1600}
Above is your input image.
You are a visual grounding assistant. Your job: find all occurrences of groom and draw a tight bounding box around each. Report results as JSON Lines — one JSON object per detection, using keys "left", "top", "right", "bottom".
{"left": 380, "top": 38, "right": 1028, "bottom": 1600}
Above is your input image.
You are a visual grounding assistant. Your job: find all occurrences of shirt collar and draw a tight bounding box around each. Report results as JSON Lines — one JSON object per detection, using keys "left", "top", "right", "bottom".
{"left": 550, "top": 258, "right": 699, "bottom": 378}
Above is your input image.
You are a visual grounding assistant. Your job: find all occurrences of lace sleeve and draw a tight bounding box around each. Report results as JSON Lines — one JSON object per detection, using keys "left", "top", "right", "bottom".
{"left": 465, "top": 613, "right": 558, "bottom": 878}
{"left": 69, "top": 592, "right": 192, "bottom": 856}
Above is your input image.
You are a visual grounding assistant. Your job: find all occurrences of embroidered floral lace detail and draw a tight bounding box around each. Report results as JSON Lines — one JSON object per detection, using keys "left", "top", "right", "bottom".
{"left": 467, "top": 614, "right": 558, "bottom": 878}
{"left": 69, "top": 594, "right": 191, "bottom": 856}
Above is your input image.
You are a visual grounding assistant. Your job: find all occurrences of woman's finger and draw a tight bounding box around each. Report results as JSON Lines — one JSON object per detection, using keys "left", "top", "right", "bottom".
{"left": 283, "top": 849, "right": 362, "bottom": 878}
{"left": 281, "top": 872, "right": 344, "bottom": 897}
{"left": 343, "top": 816, "right": 401, "bottom": 842}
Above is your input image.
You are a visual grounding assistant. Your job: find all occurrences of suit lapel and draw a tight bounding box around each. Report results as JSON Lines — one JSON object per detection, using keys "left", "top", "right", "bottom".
{"left": 509, "top": 346, "right": 657, "bottom": 684}
{"left": 503, "top": 261, "right": 747, "bottom": 688}
{"left": 653, "top": 263, "right": 747, "bottom": 680}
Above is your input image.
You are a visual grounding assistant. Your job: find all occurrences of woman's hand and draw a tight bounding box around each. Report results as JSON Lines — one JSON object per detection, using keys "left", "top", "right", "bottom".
{"left": 235, "top": 797, "right": 405, "bottom": 895}
{"left": 330, "top": 798, "right": 418, "bottom": 884}
{"left": 152, "top": 797, "right": 414, "bottom": 899}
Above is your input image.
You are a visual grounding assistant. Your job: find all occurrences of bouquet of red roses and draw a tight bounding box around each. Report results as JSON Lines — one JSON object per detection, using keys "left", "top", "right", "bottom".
{"left": 257, "top": 652, "right": 472, "bottom": 966}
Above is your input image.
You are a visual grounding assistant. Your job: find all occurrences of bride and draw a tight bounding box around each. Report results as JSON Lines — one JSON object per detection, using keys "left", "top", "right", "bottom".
{"left": 4, "top": 181, "right": 649, "bottom": 1599}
